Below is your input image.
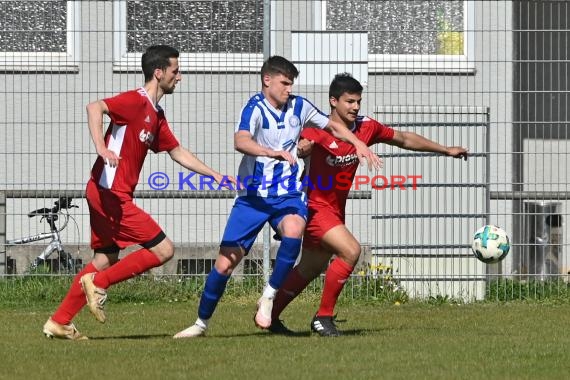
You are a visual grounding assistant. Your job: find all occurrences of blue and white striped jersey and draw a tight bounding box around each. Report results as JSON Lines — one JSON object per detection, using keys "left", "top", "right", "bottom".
{"left": 235, "top": 93, "right": 330, "bottom": 197}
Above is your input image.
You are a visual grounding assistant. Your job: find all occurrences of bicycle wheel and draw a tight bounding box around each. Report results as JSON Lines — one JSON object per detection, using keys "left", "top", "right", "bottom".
{"left": 59, "top": 251, "right": 82, "bottom": 274}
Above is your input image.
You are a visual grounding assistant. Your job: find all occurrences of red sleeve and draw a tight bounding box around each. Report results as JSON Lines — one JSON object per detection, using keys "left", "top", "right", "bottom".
{"left": 102, "top": 91, "right": 141, "bottom": 125}
{"left": 371, "top": 119, "right": 395, "bottom": 144}
{"left": 300, "top": 127, "right": 331, "bottom": 146}
{"left": 151, "top": 116, "right": 180, "bottom": 153}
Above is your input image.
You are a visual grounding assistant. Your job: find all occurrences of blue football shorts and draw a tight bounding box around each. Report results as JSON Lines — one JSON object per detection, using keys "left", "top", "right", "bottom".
{"left": 220, "top": 193, "right": 307, "bottom": 254}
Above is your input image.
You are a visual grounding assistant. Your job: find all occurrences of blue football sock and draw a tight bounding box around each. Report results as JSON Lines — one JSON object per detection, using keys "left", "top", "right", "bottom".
{"left": 198, "top": 268, "right": 230, "bottom": 320}
{"left": 269, "top": 237, "right": 302, "bottom": 290}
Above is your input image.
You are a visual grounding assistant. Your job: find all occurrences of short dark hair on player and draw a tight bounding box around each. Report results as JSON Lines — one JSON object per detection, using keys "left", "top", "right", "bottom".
{"left": 260, "top": 56, "right": 299, "bottom": 83}
{"left": 141, "top": 45, "right": 180, "bottom": 83}
{"left": 329, "top": 73, "right": 363, "bottom": 99}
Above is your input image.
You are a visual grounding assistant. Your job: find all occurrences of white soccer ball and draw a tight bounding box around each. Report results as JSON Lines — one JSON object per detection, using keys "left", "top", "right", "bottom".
{"left": 471, "top": 225, "right": 511, "bottom": 264}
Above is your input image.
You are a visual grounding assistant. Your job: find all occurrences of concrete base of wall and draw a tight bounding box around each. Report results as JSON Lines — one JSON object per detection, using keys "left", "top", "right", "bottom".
{"left": 5, "top": 244, "right": 371, "bottom": 276}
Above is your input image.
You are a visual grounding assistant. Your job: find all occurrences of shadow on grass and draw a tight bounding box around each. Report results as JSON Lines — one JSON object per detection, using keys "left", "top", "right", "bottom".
{"left": 173, "top": 331, "right": 311, "bottom": 339}
{"left": 204, "top": 328, "right": 383, "bottom": 338}
{"left": 88, "top": 334, "right": 172, "bottom": 340}
{"left": 87, "top": 327, "right": 386, "bottom": 340}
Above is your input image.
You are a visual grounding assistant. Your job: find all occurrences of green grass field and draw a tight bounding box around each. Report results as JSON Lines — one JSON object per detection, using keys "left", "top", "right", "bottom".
{"left": 2, "top": 298, "right": 570, "bottom": 380}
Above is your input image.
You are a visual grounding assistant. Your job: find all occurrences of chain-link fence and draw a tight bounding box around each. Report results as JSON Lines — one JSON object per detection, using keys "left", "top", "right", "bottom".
{"left": 1, "top": 0, "right": 568, "bottom": 301}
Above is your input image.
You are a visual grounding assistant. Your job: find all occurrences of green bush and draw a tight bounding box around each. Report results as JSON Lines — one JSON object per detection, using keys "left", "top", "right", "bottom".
{"left": 0, "top": 274, "right": 411, "bottom": 307}
{"left": 7, "top": 275, "right": 570, "bottom": 308}
{"left": 486, "top": 279, "right": 570, "bottom": 303}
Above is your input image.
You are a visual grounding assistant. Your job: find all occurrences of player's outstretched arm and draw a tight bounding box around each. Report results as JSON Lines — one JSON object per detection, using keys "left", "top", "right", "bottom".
{"left": 86, "top": 100, "right": 121, "bottom": 167}
{"left": 234, "top": 130, "right": 296, "bottom": 165}
{"left": 169, "top": 146, "right": 236, "bottom": 186}
{"left": 388, "top": 131, "right": 469, "bottom": 160}
{"left": 325, "top": 120, "right": 382, "bottom": 170}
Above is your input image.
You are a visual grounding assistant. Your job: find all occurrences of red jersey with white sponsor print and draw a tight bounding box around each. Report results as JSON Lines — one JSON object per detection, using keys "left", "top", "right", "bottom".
{"left": 300, "top": 116, "right": 394, "bottom": 215}
{"left": 90, "top": 88, "right": 180, "bottom": 195}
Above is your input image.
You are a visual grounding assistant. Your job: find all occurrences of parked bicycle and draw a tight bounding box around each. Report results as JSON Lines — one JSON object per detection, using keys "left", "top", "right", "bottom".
{"left": 7, "top": 197, "right": 81, "bottom": 273}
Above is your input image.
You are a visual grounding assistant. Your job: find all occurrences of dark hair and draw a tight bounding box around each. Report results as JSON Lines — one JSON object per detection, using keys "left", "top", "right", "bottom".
{"left": 260, "top": 56, "right": 299, "bottom": 83}
{"left": 329, "top": 73, "right": 363, "bottom": 99}
{"left": 141, "top": 45, "right": 180, "bottom": 82}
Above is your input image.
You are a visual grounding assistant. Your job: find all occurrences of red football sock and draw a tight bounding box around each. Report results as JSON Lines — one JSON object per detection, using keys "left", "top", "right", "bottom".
{"left": 316, "top": 258, "right": 354, "bottom": 317}
{"left": 93, "top": 248, "right": 161, "bottom": 289}
{"left": 272, "top": 267, "right": 312, "bottom": 320}
{"left": 51, "top": 262, "right": 99, "bottom": 325}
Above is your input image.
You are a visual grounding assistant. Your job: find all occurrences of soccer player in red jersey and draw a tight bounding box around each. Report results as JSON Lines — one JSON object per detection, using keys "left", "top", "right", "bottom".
{"left": 270, "top": 73, "right": 469, "bottom": 336}
{"left": 43, "top": 45, "right": 234, "bottom": 340}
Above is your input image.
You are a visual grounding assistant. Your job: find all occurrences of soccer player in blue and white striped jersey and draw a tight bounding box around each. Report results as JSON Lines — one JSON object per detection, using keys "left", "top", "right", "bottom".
{"left": 174, "top": 56, "right": 381, "bottom": 338}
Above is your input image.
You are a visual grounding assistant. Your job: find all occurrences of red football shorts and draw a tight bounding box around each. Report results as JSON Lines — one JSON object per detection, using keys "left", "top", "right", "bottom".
{"left": 303, "top": 207, "right": 345, "bottom": 249}
{"left": 86, "top": 179, "right": 163, "bottom": 250}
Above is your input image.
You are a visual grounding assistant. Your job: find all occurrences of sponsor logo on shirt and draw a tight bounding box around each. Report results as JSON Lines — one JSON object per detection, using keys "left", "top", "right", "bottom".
{"left": 139, "top": 130, "right": 155, "bottom": 146}
{"left": 325, "top": 153, "right": 359, "bottom": 167}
